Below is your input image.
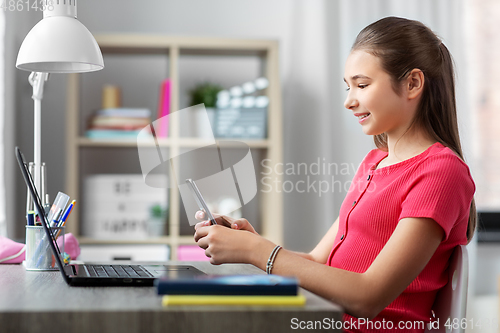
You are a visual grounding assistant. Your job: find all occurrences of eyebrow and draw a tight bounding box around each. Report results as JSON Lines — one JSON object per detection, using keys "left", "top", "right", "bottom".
{"left": 343, "top": 74, "right": 371, "bottom": 82}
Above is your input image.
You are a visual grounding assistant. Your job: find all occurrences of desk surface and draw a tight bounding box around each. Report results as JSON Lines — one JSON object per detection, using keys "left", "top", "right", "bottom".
{"left": 0, "top": 262, "right": 342, "bottom": 333}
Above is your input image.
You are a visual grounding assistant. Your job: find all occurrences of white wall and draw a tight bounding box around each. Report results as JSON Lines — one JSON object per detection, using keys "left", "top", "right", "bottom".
{"left": 476, "top": 244, "right": 500, "bottom": 295}
{"left": 5, "top": 7, "right": 40, "bottom": 239}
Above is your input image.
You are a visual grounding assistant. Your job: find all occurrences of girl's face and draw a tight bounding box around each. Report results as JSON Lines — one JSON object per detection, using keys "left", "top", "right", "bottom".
{"left": 343, "top": 50, "right": 414, "bottom": 137}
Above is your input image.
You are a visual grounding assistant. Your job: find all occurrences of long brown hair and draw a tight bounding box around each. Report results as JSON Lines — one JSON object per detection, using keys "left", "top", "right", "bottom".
{"left": 352, "top": 16, "right": 476, "bottom": 243}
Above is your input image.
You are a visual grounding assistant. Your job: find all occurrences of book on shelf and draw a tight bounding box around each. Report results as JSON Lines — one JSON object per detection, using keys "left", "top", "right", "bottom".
{"left": 155, "top": 274, "right": 299, "bottom": 296}
{"left": 156, "top": 78, "right": 171, "bottom": 138}
{"left": 86, "top": 107, "right": 153, "bottom": 139}
{"left": 91, "top": 116, "right": 150, "bottom": 128}
{"left": 85, "top": 129, "right": 146, "bottom": 140}
{"left": 96, "top": 108, "right": 151, "bottom": 118}
{"left": 162, "top": 294, "right": 306, "bottom": 306}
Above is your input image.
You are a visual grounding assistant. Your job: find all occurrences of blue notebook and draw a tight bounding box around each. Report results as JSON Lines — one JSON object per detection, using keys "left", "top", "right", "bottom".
{"left": 155, "top": 274, "right": 299, "bottom": 296}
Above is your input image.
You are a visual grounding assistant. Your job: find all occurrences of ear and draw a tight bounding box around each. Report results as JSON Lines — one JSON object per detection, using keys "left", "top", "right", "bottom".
{"left": 406, "top": 69, "right": 424, "bottom": 100}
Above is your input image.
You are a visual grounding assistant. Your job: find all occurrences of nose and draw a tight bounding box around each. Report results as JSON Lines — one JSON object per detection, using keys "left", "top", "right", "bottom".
{"left": 344, "top": 91, "right": 358, "bottom": 110}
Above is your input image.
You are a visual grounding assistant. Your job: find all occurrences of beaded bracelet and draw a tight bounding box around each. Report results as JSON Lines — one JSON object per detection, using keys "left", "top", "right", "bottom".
{"left": 266, "top": 245, "right": 282, "bottom": 274}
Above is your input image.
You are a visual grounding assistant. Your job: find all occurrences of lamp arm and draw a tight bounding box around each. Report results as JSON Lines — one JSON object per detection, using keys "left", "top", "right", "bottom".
{"left": 28, "top": 72, "right": 49, "bottom": 194}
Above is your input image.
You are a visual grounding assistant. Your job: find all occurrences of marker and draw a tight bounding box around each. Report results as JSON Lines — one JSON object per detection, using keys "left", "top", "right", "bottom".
{"left": 34, "top": 215, "right": 41, "bottom": 226}
{"left": 50, "top": 208, "right": 63, "bottom": 228}
{"left": 46, "top": 192, "right": 70, "bottom": 224}
{"left": 27, "top": 211, "right": 35, "bottom": 226}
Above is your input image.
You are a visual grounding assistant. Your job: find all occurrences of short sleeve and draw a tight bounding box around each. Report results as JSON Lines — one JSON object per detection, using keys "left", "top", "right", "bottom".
{"left": 399, "top": 153, "right": 475, "bottom": 241}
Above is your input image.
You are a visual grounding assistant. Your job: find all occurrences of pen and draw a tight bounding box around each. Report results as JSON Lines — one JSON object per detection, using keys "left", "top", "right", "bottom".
{"left": 54, "top": 200, "right": 75, "bottom": 240}
{"left": 33, "top": 192, "right": 69, "bottom": 267}
{"left": 58, "top": 200, "right": 75, "bottom": 227}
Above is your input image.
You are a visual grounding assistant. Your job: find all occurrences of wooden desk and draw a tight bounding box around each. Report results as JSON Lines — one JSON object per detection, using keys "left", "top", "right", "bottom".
{"left": 0, "top": 262, "right": 342, "bottom": 333}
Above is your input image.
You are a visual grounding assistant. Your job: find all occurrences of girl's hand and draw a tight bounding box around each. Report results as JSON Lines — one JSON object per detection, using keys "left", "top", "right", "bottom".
{"left": 194, "top": 211, "right": 259, "bottom": 235}
{"left": 194, "top": 224, "right": 266, "bottom": 265}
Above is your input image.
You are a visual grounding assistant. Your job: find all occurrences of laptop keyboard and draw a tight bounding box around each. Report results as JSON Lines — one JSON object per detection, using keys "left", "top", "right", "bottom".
{"left": 84, "top": 264, "right": 153, "bottom": 278}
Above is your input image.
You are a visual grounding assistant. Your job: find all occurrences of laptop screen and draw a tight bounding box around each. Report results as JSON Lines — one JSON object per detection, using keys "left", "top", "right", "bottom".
{"left": 15, "top": 147, "right": 70, "bottom": 283}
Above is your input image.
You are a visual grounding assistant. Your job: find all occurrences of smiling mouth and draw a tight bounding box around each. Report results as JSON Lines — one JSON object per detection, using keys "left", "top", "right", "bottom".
{"left": 357, "top": 113, "right": 370, "bottom": 120}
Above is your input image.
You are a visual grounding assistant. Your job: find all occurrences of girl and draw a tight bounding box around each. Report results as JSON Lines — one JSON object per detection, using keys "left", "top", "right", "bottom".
{"left": 194, "top": 16, "right": 476, "bottom": 332}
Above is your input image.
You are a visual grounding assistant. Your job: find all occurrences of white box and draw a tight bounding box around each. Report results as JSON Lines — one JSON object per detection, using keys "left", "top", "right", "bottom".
{"left": 82, "top": 174, "right": 168, "bottom": 240}
{"left": 79, "top": 244, "right": 170, "bottom": 262}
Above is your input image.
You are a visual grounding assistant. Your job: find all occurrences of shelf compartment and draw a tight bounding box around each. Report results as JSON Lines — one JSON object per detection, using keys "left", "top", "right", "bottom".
{"left": 78, "top": 236, "right": 196, "bottom": 245}
{"left": 79, "top": 53, "right": 169, "bottom": 137}
{"left": 178, "top": 138, "right": 270, "bottom": 148}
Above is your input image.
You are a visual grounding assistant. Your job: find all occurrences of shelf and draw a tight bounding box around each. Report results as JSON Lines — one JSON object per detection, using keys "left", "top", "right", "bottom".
{"left": 78, "top": 137, "right": 270, "bottom": 148}
{"left": 78, "top": 236, "right": 197, "bottom": 245}
{"left": 78, "top": 137, "right": 171, "bottom": 147}
{"left": 178, "top": 138, "right": 270, "bottom": 148}
{"left": 95, "top": 34, "right": 275, "bottom": 54}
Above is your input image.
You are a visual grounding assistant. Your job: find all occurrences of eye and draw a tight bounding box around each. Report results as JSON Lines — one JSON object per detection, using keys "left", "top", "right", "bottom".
{"left": 358, "top": 84, "right": 368, "bottom": 89}
{"left": 345, "top": 87, "right": 350, "bottom": 91}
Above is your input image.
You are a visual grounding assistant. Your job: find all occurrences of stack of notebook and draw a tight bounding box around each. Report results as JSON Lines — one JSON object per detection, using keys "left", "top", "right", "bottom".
{"left": 155, "top": 274, "right": 306, "bottom": 306}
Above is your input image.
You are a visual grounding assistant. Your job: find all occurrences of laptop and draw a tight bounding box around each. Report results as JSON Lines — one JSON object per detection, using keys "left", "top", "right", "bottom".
{"left": 16, "top": 146, "right": 206, "bottom": 286}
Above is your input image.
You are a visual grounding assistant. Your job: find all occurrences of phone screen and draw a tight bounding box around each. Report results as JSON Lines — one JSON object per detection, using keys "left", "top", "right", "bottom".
{"left": 186, "top": 179, "right": 217, "bottom": 225}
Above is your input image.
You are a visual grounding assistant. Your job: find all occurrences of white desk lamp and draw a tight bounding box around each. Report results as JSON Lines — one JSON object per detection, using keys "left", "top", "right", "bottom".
{"left": 16, "top": 0, "right": 103, "bottom": 197}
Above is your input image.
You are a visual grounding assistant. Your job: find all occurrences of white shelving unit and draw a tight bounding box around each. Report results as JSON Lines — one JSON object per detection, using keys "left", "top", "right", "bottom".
{"left": 65, "top": 34, "right": 283, "bottom": 260}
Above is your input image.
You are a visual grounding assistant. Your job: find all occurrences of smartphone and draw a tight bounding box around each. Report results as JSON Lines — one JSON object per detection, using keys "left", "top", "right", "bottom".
{"left": 186, "top": 179, "right": 217, "bottom": 225}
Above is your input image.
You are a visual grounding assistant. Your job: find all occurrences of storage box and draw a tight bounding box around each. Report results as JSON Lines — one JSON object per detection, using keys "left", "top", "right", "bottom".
{"left": 177, "top": 245, "right": 210, "bottom": 261}
{"left": 79, "top": 244, "right": 170, "bottom": 262}
{"left": 82, "top": 174, "right": 168, "bottom": 240}
{"left": 214, "top": 107, "right": 267, "bottom": 139}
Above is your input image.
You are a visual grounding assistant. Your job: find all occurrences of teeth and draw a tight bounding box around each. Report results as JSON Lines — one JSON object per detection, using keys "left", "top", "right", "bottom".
{"left": 358, "top": 114, "right": 369, "bottom": 119}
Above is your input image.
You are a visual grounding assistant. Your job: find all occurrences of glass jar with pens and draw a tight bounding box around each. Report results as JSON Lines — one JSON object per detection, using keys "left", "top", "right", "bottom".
{"left": 25, "top": 225, "right": 65, "bottom": 271}
{"left": 24, "top": 191, "right": 75, "bottom": 271}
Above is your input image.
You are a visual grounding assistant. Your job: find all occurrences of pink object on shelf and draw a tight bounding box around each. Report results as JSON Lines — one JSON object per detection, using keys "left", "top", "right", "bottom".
{"left": 157, "top": 78, "right": 171, "bottom": 138}
{"left": 177, "top": 245, "right": 210, "bottom": 261}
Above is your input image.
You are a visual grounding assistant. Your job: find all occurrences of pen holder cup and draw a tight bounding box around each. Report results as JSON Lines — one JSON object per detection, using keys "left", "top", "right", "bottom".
{"left": 25, "top": 226, "right": 65, "bottom": 271}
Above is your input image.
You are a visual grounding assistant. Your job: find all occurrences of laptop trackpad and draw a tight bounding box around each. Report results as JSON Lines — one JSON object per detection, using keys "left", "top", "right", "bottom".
{"left": 144, "top": 265, "right": 206, "bottom": 278}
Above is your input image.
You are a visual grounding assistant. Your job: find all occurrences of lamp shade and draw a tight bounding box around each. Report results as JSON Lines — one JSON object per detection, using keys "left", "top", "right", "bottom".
{"left": 16, "top": 5, "right": 103, "bottom": 73}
